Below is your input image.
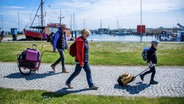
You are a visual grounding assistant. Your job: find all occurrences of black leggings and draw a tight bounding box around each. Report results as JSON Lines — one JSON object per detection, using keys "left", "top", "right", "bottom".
{"left": 53, "top": 50, "right": 65, "bottom": 70}
{"left": 142, "top": 66, "right": 156, "bottom": 81}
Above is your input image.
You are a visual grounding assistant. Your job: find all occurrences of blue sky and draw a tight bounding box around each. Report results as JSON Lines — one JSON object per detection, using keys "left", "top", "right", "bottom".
{"left": 0, "top": 0, "right": 184, "bottom": 31}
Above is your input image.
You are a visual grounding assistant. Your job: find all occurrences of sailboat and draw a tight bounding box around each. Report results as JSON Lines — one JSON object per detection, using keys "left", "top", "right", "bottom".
{"left": 24, "top": 0, "right": 64, "bottom": 40}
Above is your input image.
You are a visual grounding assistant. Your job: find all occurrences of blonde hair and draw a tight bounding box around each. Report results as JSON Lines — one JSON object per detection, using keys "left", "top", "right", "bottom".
{"left": 81, "top": 28, "right": 91, "bottom": 35}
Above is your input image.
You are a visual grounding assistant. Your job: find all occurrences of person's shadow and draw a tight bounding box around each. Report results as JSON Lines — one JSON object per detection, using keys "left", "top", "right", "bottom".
{"left": 4, "top": 71, "right": 61, "bottom": 80}
{"left": 114, "top": 82, "right": 150, "bottom": 94}
{"left": 42, "top": 87, "right": 90, "bottom": 98}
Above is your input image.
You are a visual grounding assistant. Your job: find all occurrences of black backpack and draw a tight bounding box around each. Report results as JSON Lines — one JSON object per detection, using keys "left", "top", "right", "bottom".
{"left": 50, "top": 32, "right": 55, "bottom": 46}
{"left": 47, "top": 32, "right": 55, "bottom": 43}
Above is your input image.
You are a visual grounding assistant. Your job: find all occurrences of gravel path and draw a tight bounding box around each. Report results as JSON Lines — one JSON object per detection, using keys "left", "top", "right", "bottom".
{"left": 0, "top": 62, "right": 184, "bottom": 97}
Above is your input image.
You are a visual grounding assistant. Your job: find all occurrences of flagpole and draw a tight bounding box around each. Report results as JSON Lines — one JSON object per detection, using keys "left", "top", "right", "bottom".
{"left": 140, "top": 0, "right": 143, "bottom": 42}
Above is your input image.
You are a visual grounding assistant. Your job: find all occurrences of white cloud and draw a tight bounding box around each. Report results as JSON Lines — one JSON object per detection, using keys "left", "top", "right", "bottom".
{"left": 0, "top": 6, "right": 38, "bottom": 31}
{"left": 1, "top": 6, "right": 25, "bottom": 9}
{"left": 47, "top": 0, "right": 184, "bottom": 29}
{"left": 143, "top": 0, "right": 184, "bottom": 12}
{"left": 1, "top": 0, "right": 184, "bottom": 31}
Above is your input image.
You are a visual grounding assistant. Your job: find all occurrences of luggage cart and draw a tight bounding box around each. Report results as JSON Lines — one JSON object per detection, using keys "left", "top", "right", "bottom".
{"left": 17, "top": 44, "right": 53, "bottom": 75}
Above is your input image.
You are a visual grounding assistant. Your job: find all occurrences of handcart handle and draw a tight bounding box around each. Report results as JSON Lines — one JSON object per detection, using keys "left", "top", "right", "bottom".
{"left": 32, "top": 44, "right": 44, "bottom": 52}
{"left": 32, "top": 44, "right": 37, "bottom": 47}
{"left": 40, "top": 45, "right": 44, "bottom": 53}
{"left": 40, "top": 50, "right": 57, "bottom": 59}
{"left": 32, "top": 44, "right": 37, "bottom": 49}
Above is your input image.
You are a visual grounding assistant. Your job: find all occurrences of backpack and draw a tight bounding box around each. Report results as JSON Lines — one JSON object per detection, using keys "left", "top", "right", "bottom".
{"left": 50, "top": 32, "right": 55, "bottom": 46}
{"left": 142, "top": 46, "right": 149, "bottom": 61}
{"left": 17, "top": 50, "right": 26, "bottom": 60}
{"left": 69, "top": 42, "right": 76, "bottom": 57}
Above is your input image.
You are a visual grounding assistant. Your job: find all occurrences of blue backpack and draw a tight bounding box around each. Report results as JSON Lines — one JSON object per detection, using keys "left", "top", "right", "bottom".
{"left": 142, "top": 46, "right": 149, "bottom": 61}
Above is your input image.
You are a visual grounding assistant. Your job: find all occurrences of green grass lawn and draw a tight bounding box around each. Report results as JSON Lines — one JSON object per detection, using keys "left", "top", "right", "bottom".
{"left": 0, "top": 41, "right": 184, "bottom": 65}
{"left": 0, "top": 88, "right": 184, "bottom": 104}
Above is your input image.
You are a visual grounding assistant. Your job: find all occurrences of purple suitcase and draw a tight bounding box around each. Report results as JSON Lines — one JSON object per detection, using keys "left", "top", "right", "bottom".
{"left": 26, "top": 49, "right": 39, "bottom": 61}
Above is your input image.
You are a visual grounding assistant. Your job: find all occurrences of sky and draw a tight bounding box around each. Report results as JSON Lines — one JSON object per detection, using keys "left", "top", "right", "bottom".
{"left": 0, "top": 0, "right": 184, "bottom": 31}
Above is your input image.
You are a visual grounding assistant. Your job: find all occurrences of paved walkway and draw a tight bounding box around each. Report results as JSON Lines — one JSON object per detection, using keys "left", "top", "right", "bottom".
{"left": 0, "top": 62, "right": 184, "bottom": 97}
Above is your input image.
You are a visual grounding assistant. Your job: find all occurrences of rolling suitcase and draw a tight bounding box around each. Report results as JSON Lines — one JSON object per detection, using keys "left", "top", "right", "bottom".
{"left": 117, "top": 68, "right": 149, "bottom": 86}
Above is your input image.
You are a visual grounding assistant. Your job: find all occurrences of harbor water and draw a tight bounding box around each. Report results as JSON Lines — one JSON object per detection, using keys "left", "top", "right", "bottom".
{"left": 87, "top": 34, "right": 158, "bottom": 42}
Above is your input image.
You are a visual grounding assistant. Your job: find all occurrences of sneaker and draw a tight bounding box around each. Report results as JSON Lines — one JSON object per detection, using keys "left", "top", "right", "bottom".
{"left": 150, "top": 80, "right": 158, "bottom": 84}
{"left": 62, "top": 69, "right": 69, "bottom": 73}
{"left": 89, "top": 86, "right": 99, "bottom": 90}
{"left": 140, "top": 74, "right": 144, "bottom": 81}
{"left": 65, "top": 83, "right": 73, "bottom": 89}
{"left": 51, "top": 65, "right": 55, "bottom": 72}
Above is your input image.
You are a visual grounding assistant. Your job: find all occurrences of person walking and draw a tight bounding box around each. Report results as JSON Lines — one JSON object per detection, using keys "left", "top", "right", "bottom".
{"left": 140, "top": 41, "right": 159, "bottom": 84}
{"left": 65, "top": 29, "right": 98, "bottom": 90}
{"left": 51, "top": 24, "right": 69, "bottom": 73}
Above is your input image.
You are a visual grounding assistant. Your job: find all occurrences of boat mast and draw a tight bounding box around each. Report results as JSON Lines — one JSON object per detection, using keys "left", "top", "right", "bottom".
{"left": 83, "top": 18, "right": 86, "bottom": 28}
{"left": 100, "top": 19, "right": 102, "bottom": 28}
{"left": 73, "top": 13, "right": 77, "bottom": 38}
{"left": 1, "top": 15, "right": 3, "bottom": 29}
{"left": 30, "top": 0, "right": 43, "bottom": 27}
{"left": 41, "top": 0, "right": 44, "bottom": 26}
{"left": 117, "top": 19, "right": 119, "bottom": 29}
{"left": 59, "top": 10, "right": 64, "bottom": 24}
{"left": 18, "top": 12, "right": 20, "bottom": 32}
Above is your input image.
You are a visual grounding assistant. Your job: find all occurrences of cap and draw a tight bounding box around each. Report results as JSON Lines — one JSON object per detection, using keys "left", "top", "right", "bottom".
{"left": 151, "top": 41, "right": 158, "bottom": 45}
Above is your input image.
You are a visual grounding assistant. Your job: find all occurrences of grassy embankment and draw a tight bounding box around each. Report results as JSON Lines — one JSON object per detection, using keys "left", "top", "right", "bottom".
{"left": 0, "top": 42, "right": 184, "bottom": 66}
{"left": 0, "top": 88, "right": 184, "bottom": 104}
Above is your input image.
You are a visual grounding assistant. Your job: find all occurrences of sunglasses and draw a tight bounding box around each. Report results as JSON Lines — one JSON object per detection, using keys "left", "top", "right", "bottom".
{"left": 86, "top": 34, "right": 89, "bottom": 37}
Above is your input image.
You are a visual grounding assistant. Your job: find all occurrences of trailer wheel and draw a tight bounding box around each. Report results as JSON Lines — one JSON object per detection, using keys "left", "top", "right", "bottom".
{"left": 19, "top": 63, "right": 32, "bottom": 75}
{"left": 19, "top": 67, "right": 32, "bottom": 75}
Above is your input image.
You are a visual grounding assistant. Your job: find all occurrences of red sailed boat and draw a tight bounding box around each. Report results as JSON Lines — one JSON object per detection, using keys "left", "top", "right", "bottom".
{"left": 24, "top": 0, "right": 48, "bottom": 40}
{"left": 24, "top": 26, "right": 47, "bottom": 40}
{"left": 24, "top": 0, "right": 71, "bottom": 41}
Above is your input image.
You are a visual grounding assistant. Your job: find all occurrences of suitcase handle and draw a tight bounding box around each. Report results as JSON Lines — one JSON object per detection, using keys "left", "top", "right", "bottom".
{"left": 134, "top": 67, "right": 150, "bottom": 78}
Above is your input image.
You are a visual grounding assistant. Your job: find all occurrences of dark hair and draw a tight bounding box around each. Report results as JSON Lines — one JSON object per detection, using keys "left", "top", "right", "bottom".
{"left": 151, "top": 41, "right": 158, "bottom": 45}
{"left": 61, "top": 24, "right": 66, "bottom": 29}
